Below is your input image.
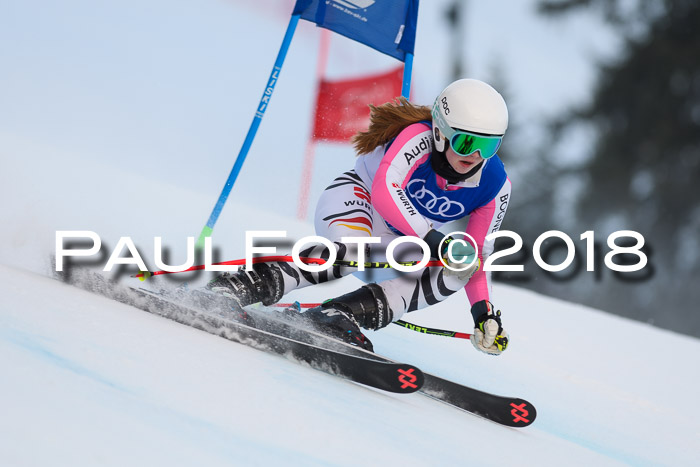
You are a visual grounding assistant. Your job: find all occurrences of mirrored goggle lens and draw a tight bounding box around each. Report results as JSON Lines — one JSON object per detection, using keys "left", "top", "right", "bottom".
{"left": 451, "top": 132, "right": 502, "bottom": 159}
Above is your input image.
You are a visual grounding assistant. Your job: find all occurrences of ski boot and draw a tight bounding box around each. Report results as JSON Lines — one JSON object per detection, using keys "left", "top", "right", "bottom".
{"left": 204, "top": 264, "right": 285, "bottom": 325}
{"left": 301, "top": 283, "right": 393, "bottom": 352}
{"left": 206, "top": 263, "right": 284, "bottom": 307}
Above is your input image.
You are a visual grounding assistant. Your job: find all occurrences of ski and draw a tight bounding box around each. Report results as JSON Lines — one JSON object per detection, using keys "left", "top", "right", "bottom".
{"left": 233, "top": 300, "right": 536, "bottom": 427}
{"left": 58, "top": 268, "right": 535, "bottom": 427}
{"left": 58, "top": 270, "right": 423, "bottom": 394}
{"left": 419, "top": 374, "right": 536, "bottom": 428}
{"left": 249, "top": 306, "right": 537, "bottom": 427}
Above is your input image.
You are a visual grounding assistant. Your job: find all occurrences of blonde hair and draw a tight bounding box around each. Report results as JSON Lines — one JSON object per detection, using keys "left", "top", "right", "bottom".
{"left": 352, "top": 97, "right": 432, "bottom": 155}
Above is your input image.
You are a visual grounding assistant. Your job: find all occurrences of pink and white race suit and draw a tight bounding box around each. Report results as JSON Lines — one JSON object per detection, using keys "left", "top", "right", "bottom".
{"left": 279, "top": 122, "right": 511, "bottom": 322}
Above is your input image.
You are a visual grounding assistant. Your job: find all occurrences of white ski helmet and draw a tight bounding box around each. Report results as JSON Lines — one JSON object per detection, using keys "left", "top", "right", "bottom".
{"left": 432, "top": 79, "right": 509, "bottom": 153}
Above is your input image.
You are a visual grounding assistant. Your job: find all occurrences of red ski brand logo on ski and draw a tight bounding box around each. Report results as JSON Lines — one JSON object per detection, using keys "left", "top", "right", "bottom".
{"left": 510, "top": 402, "right": 530, "bottom": 424}
{"left": 397, "top": 368, "right": 418, "bottom": 389}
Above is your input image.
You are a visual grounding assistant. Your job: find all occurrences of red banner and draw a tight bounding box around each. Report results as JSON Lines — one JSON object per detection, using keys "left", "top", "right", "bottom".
{"left": 312, "top": 66, "right": 404, "bottom": 143}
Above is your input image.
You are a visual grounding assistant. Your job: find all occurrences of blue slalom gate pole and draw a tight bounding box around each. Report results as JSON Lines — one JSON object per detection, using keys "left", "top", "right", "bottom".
{"left": 196, "top": 14, "right": 301, "bottom": 247}
{"left": 401, "top": 52, "right": 414, "bottom": 98}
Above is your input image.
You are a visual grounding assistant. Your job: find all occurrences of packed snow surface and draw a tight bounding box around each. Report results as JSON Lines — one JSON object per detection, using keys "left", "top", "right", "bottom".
{"left": 1, "top": 260, "right": 698, "bottom": 466}
{"left": 1, "top": 2, "right": 698, "bottom": 465}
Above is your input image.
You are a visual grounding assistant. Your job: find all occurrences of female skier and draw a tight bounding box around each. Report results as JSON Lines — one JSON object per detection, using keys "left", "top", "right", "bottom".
{"left": 209, "top": 78, "right": 511, "bottom": 355}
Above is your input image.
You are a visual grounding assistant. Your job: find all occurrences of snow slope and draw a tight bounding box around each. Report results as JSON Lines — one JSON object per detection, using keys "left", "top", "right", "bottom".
{"left": 1, "top": 257, "right": 699, "bottom": 466}
{"left": 1, "top": 134, "right": 699, "bottom": 466}
{"left": 1, "top": 1, "right": 698, "bottom": 465}
{"left": 1, "top": 106, "right": 698, "bottom": 466}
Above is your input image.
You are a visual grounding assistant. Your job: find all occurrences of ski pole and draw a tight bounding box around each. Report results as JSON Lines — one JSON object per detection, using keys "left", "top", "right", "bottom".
{"left": 133, "top": 256, "right": 443, "bottom": 280}
{"left": 274, "top": 303, "right": 471, "bottom": 340}
{"left": 392, "top": 320, "right": 472, "bottom": 340}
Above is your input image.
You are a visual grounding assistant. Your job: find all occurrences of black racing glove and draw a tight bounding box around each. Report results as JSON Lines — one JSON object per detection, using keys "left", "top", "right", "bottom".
{"left": 423, "top": 229, "right": 449, "bottom": 259}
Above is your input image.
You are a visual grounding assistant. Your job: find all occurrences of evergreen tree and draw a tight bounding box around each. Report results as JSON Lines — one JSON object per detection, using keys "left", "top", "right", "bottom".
{"left": 538, "top": 0, "right": 700, "bottom": 335}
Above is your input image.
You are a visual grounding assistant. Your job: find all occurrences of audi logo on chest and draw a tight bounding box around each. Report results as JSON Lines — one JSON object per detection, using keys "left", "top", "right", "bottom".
{"left": 406, "top": 179, "right": 466, "bottom": 218}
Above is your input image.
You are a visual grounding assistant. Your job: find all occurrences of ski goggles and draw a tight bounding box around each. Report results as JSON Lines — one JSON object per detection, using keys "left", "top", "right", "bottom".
{"left": 446, "top": 129, "right": 502, "bottom": 159}
{"left": 432, "top": 104, "right": 503, "bottom": 159}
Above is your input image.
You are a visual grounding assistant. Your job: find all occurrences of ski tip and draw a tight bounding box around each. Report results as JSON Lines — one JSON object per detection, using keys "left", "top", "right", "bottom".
{"left": 506, "top": 398, "right": 537, "bottom": 427}
{"left": 393, "top": 365, "right": 424, "bottom": 393}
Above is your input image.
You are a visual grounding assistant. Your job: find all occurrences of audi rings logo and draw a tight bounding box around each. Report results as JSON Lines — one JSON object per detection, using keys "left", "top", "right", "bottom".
{"left": 406, "top": 179, "right": 465, "bottom": 218}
